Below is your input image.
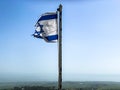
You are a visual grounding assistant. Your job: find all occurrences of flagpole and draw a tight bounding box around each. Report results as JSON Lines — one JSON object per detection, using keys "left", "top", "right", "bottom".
{"left": 57, "top": 4, "right": 62, "bottom": 90}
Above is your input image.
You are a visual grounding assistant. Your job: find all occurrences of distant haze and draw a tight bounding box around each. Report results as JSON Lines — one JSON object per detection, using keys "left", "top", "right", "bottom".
{"left": 0, "top": 74, "right": 120, "bottom": 82}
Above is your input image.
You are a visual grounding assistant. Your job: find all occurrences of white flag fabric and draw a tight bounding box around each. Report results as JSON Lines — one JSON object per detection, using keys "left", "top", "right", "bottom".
{"left": 33, "top": 12, "right": 58, "bottom": 43}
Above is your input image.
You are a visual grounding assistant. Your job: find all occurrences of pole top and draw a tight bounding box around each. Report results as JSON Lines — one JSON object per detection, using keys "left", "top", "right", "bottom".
{"left": 59, "top": 4, "right": 62, "bottom": 8}
{"left": 57, "top": 4, "right": 62, "bottom": 12}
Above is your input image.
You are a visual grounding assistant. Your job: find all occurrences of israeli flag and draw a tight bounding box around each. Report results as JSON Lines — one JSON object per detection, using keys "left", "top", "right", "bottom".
{"left": 33, "top": 12, "right": 58, "bottom": 43}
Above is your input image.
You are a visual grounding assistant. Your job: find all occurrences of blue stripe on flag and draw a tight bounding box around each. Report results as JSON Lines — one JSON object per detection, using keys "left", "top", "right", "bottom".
{"left": 33, "top": 34, "right": 43, "bottom": 39}
{"left": 45, "top": 35, "right": 58, "bottom": 41}
{"left": 38, "top": 14, "right": 57, "bottom": 21}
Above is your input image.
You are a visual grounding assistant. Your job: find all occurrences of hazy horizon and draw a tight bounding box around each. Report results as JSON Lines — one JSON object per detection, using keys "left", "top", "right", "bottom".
{"left": 1, "top": 74, "right": 120, "bottom": 82}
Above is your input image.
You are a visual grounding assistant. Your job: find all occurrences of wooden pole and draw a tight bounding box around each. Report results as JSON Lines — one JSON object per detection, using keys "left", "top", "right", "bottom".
{"left": 57, "top": 4, "right": 62, "bottom": 90}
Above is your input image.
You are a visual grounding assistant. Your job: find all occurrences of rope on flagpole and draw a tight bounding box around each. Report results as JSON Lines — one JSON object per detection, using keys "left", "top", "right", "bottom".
{"left": 57, "top": 4, "right": 62, "bottom": 90}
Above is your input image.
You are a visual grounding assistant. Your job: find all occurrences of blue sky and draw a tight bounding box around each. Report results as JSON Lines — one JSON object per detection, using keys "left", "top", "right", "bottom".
{"left": 0, "top": 0, "right": 120, "bottom": 82}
